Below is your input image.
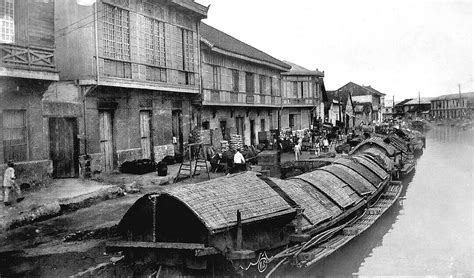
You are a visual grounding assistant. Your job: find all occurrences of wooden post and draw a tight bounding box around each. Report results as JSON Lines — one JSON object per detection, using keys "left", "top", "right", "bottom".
{"left": 296, "top": 207, "right": 303, "bottom": 235}
{"left": 236, "top": 210, "right": 243, "bottom": 251}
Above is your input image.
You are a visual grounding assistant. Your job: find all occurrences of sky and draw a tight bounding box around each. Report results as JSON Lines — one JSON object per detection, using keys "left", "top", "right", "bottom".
{"left": 196, "top": 0, "right": 473, "bottom": 102}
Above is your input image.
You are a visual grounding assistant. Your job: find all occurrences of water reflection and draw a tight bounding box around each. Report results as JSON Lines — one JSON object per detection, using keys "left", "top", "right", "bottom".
{"left": 282, "top": 126, "right": 473, "bottom": 276}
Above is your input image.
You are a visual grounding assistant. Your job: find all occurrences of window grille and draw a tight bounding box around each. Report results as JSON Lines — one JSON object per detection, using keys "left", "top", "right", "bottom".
{"left": 103, "top": 59, "right": 131, "bottom": 78}
{"left": 293, "top": 82, "right": 298, "bottom": 98}
{"left": 212, "top": 66, "right": 220, "bottom": 90}
{"left": 232, "top": 70, "right": 239, "bottom": 92}
{"left": 102, "top": 3, "right": 130, "bottom": 61}
{"left": 246, "top": 72, "right": 254, "bottom": 93}
{"left": 181, "top": 28, "right": 194, "bottom": 72}
{"left": 3, "top": 110, "right": 27, "bottom": 163}
{"left": 259, "top": 75, "right": 266, "bottom": 94}
{"left": 0, "top": 0, "right": 14, "bottom": 43}
{"left": 144, "top": 17, "right": 166, "bottom": 67}
{"left": 146, "top": 66, "right": 167, "bottom": 82}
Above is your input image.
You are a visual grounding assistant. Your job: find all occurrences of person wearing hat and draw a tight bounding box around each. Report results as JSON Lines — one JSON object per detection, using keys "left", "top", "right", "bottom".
{"left": 3, "top": 161, "right": 23, "bottom": 206}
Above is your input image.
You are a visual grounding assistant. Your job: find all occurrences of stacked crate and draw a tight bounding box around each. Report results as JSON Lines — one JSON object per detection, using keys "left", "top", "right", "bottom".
{"left": 220, "top": 140, "right": 229, "bottom": 152}
{"left": 230, "top": 134, "right": 243, "bottom": 150}
{"left": 257, "top": 150, "right": 281, "bottom": 177}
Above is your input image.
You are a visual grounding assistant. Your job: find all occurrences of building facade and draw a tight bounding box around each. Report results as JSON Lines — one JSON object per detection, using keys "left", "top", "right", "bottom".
{"left": 430, "top": 92, "right": 474, "bottom": 120}
{"left": 53, "top": 0, "right": 208, "bottom": 174}
{"left": 281, "top": 61, "right": 325, "bottom": 131}
{"left": 199, "top": 23, "right": 290, "bottom": 147}
{"left": 336, "top": 82, "right": 385, "bottom": 123}
{"left": 0, "top": 0, "right": 59, "bottom": 183}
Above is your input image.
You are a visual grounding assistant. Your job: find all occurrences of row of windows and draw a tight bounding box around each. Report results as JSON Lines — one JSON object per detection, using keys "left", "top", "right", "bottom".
{"left": 102, "top": 3, "right": 195, "bottom": 79}
{"left": 211, "top": 66, "right": 281, "bottom": 96}
{"left": 432, "top": 99, "right": 466, "bottom": 110}
{"left": 0, "top": 0, "right": 14, "bottom": 43}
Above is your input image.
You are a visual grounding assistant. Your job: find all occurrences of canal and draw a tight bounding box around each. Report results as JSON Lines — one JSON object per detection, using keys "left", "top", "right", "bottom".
{"left": 281, "top": 125, "right": 473, "bottom": 276}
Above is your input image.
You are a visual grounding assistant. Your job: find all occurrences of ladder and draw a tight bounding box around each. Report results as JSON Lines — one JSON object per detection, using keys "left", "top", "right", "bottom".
{"left": 174, "top": 143, "right": 210, "bottom": 183}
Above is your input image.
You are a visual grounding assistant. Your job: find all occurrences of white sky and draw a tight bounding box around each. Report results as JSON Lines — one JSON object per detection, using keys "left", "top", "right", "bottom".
{"left": 196, "top": 0, "right": 473, "bottom": 101}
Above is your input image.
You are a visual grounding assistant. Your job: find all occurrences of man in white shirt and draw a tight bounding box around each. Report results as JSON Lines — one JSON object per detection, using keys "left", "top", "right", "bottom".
{"left": 233, "top": 149, "right": 246, "bottom": 164}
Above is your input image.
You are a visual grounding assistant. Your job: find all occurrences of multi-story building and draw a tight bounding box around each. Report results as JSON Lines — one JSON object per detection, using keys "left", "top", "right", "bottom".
{"left": 53, "top": 0, "right": 208, "bottom": 174}
{"left": 336, "top": 82, "right": 385, "bottom": 123}
{"left": 431, "top": 92, "right": 474, "bottom": 120}
{"left": 199, "top": 23, "right": 290, "bottom": 146}
{"left": 398, "top": 97, "right": 433, "bottom": 119}
{"left": 0, "top": 0, "right": 59, "bottom": 183}
{"left": 281, "top": 61, "right": 325, "bottom": 131}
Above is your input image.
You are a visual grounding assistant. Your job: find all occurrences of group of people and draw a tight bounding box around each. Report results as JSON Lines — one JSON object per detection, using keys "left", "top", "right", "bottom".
{"left": 2, "top": 161, "right": 24, "bottom": 206}
{"left": 293, "top": 134, "right": 330, "bottom": 161}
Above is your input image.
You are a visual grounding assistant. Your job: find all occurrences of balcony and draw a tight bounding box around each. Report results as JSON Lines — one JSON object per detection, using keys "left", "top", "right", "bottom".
{"left": 203, "top": 89, "right": 282, "bottom": 107}
{"left": 282, "top": 98, "right": 316, "bottom": 106}
{"left": 0, "top": 43, "right": 58, "bottom": 80}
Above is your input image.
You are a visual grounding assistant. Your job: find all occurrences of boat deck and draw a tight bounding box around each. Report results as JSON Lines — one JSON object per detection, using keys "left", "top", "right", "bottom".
{"left": 296, "top": 182, "right": 403, "bottom": 268}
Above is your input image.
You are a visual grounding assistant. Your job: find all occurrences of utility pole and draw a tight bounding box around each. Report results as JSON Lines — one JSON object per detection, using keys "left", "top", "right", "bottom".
{"left": 392, "top": 95, "right": 395, "bottom": 119}
{"left": 458, "top": 84, "right": 463, "bottom": 118}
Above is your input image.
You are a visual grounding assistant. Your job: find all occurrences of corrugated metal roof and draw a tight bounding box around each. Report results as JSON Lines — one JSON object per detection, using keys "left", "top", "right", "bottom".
{"left": 432, "top": 92, "right": 474, "bottom": 101}
{"left": 353, "top": 155, "right": 389, "bottom": 182}
{"left": 270, "top": 178, "right": 337, "bottom": 228}
{"left": 334, "top": 158, "right": 383, "bottom": 186}
{"left": 200, "top": 23, "right": 290, "bottom": 70}
{"left": 282, "top": 61, "right": 324, "bottom": 77}
{"left": 291, "top": 171, "right": 361, "bottom": 209}
{"left": 324, "top": 164, "right": 377, "bottom": 195}
{"left": 162, "top": 172, "right": 295, "bottom": 233}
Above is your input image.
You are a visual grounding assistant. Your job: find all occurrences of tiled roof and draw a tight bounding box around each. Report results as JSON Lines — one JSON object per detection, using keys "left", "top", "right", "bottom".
{"left": 432, "top": 92, "right": 474, "bottom": 101}
{"left": 363, "top": 85, "right": 386, "bottom": 96}
{"left": 281, "top": 61, "right": 324, "bottom": 76}
{"left": 200, "top": 23, "right": 291, "bottom": 70}
{"left": 404, "top": 97, "right": 434, "bottom": 105}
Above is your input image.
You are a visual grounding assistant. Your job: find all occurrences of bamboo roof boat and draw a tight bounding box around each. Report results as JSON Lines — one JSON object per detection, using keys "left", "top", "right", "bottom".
{"left": 107, "top": 134, "right": 413, "bottom": 276}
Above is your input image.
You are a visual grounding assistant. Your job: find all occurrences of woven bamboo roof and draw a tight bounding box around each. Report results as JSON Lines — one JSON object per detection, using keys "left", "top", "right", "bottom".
{"left": 350, "top": 137, "right": 397, "bottom": 156}
{"left": 359, "top": 148, "right": 394, "bottom": 171}
{"left": 334, "top": 158, "right": 383, "bottom": 186}
{"left": 292, "top": 171, "right": 361, "bottom": 209}
{"left": 270, "top": 178, "right": 337, "bottom": 229}
{"left": 161, "top": 172, "right": 296, "bottom": 234}
{"left": 324, "top": 164, "right": 377, "bottom": 195}
{"left": 353, "top": 155, "right": 389, "bottom": 180}
{"left": 386, "top": 134, "right": 409, "bottom": 153}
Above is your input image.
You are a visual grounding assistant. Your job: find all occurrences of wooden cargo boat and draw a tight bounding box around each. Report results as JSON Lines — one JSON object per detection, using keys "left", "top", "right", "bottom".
{"left": 107, "top": 141, "right": 407, "bottom": 276}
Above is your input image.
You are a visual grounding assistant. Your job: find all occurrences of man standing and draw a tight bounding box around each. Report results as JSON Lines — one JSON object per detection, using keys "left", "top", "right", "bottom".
{"left": 232, "top": 148, "right": 246, "bottom": 173}
{"left": 3, "top": 161, "right": 23, "bottom": 206}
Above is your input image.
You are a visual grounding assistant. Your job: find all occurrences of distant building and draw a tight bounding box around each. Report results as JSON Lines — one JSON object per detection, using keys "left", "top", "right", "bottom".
{"left": 394, "top": 98, "right": 433, "bottom": 119}
{"left": 199, "top": 23, "right": 291, "bottom": 146}
{"left": 281, "top": 61, "right": 325, "bottom": 130}
{"left": 325, "top": 90, "right": 354, "bottom": 129}
{"left": 382, "top": 99, "right": 395, "bottom": 120}
{"left": 336, "top": 82, "right": 385, "bottom": 123}
{"left": 431, "top": 92, "right": 474, "bottom": 119}
{"left": 353, "top": 102, "right": 373, "bottom": 126}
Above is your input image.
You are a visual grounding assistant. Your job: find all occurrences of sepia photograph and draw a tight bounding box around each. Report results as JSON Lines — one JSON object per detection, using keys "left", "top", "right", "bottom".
{"left": 0, "top": 0, "right": 472, "bottom": 276}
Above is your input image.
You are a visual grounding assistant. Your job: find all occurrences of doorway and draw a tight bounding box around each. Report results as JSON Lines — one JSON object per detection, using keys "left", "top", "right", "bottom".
{"left": 172, "top": 110, "right": 183, "bottom": 154}
{"left": 235, "top": 116, "right": 244, "bottom": 142}
{"left": 140, "top": 110, "right": 153, "bottom": 159}
{"left": 99, "top": 110, "right": 115, "bottom": 172}
{"left": 49, "top": 117, "right": 79, "bottom": 178}
{"left": 250, "top": 119, "right": 256, "bottom": 146}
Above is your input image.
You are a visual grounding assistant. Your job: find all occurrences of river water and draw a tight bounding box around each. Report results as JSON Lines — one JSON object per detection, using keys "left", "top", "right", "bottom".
{"left": 283, "top": 125, "right": 473, "bottom": 277}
